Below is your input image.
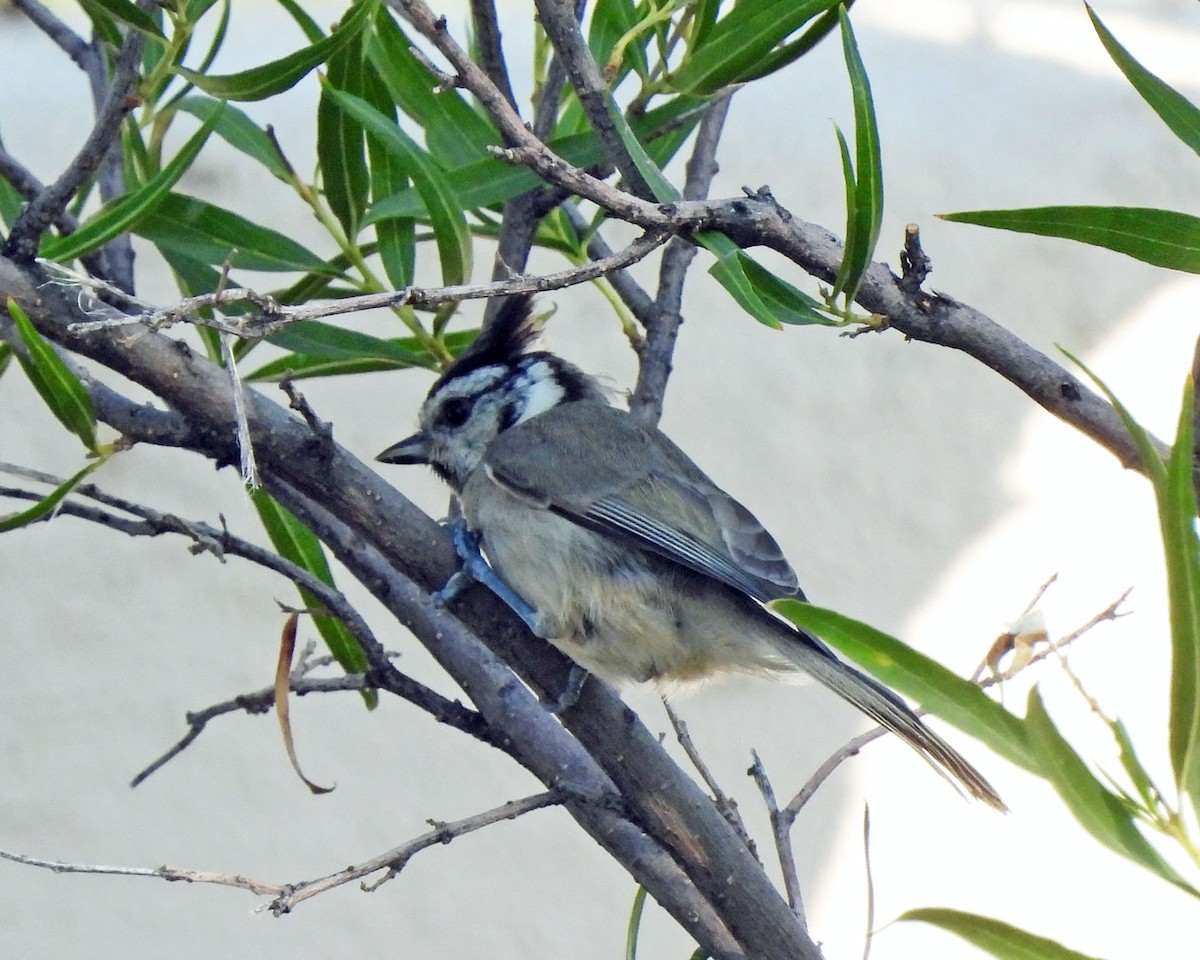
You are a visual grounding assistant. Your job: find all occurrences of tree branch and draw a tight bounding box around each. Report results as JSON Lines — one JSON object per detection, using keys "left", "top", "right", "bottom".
{"left": 529, "top": 0, "right": 653, "bottom": 198}
{"left": 11, "top": 0, "right": 97, "bottom": 74}
{"left": 0, "top": 790, "right": 564, "bottom": 911}
{"left": 63, "top": 228, "right": 674, "bottom": 337}
{"left": 3, "top": 9, "right": 147, "bottom": 262}
{"left": 633, "top": 92, "right": 733, "bottom": 425}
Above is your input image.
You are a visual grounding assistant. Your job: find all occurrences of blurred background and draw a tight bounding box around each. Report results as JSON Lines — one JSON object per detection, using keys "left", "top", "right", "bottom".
{"left": 2, "top": 0, "right": 1197, "bottom": 957}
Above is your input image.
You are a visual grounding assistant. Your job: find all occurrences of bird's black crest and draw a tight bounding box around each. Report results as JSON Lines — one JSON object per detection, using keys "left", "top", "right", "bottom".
{"left": 431, "top": 295, "right": 540, "bottom": 394}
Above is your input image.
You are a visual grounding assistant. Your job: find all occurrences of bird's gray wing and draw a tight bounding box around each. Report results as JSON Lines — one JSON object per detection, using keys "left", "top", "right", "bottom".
{"left": 483, "top": 401, "right": 801, "bottom": 603}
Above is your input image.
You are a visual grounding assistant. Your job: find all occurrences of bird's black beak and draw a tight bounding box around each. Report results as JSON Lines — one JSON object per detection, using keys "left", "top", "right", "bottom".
{"left": 376, "top": 432, "right": 431, "bottom": 465}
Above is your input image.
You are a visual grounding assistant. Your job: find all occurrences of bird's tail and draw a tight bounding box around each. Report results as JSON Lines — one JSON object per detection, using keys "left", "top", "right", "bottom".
{"left": 780, "top": 632, "right": 1006, "bottom": 811}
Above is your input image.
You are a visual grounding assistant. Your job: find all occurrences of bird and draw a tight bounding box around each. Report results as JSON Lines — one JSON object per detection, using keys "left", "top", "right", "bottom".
{"left": 377, "top": 294, "right": 1004, "bottom": 809}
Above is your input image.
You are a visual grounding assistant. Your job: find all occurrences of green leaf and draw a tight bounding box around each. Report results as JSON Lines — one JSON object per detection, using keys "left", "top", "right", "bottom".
{"left": 325, "top": 86, "right": 471, "bottom": 286}
{"left": 670, "top": 0, "right": 839, "bottom": 94}
{"left": 175, "top": 96, "right": 291, "bottom": 180}
{"left": 0, "top": 342, "right": 12, "bottom": 380}
{"left": 901, "top": 908, "right": 1109, "bottom": 960}
{"left": 366, "top": 10, "right": 497, "bottom": 167}
{"left": 939, "top": 206, "right": 1200, "bottom": 274}
{"left": 0, "top": 461, "right": 105, "bottom": 534}
{"left": 178, "top": 0, "right": 374, "bottom": 101}
{"left": 317, "top": 19, "right": 370, "bottom": 238}
{"left": 1087, "top": 4, "right": 1200, "bottom": 158}
{"left": 1066, "top": 352, "right": 1200, "bottom": 801}
{"left": 136, "top": 193, "right": 334, "bottom": 273}
{"left": 365, "top": 96, "right": 709, "bottom": 220}
{"left": 1163, "top": 378, "right": 1200, "bottom": 809}
{"left": 246, "top": 329, "right": 474, "bottom": 381}
{"left": 41, "top": 111, "right": 221, "bottom": 264}
{"left": 266, "top": 321, "right": 433, "bottom": 366}
{"left": 78, "top": 0, "right": 164, "bottom": 39}
{"left": 708, "top": 251, "right": 803, "bottom": 329}
{"left": 0, "top": 172, "right": 22, "bottom": 230}
{"left": 271, "top": 0, "right": 325, "bottom": 42}
{"left": 361, "top": 61, "right": 414, "bottom": 290}
{"left": 736, "top": 2, "right": 850, "bottom": 84}
{"left": 735, "top": 254, "right": 833, "bottom": 325}
{"left": 1111, "top": 717, "right": 1166, "bottom": 813}
{"left": 1024, "top": 687, "right": 1197, "bottom": 893}
{"left": 832, "top": 6, "right": 883, "bottom": 302}
{"left": 7, "top": 298, "right": 98, "bottom": 452}
{"left": 251, "top": 490, "right": 376, "bottom": 709}
{"left": 772, "top": 600, "right": 1036, "bottom": 771}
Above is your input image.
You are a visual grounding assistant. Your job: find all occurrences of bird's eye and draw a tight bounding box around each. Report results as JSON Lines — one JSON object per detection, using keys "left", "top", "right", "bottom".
{"left": 439, "top": 397, "right": 472, "bottom": 428}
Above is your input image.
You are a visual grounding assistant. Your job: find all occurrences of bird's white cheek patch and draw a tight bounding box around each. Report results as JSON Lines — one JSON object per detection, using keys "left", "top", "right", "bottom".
{"left": 516, "top": 361, "right": 566, "bottom": 422}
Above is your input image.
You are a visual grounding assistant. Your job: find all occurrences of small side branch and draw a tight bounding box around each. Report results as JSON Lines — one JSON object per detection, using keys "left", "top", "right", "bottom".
{"left": 4, "top": 10, "right": 149, "bottom": 261}
{"left": 64, "top": 229, "right": 674, "bottom": 337}
{"left": 0, "top": 790, "right": 564, "bottom": 912}
{"left": 270, "top": 789, "right": 563, "bottom": 913}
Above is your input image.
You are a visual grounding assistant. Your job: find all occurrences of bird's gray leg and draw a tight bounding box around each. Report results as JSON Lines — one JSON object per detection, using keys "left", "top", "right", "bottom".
{"left": 546, "top": 664, "right": 589, "bottom": 714}
{"left": 434, "top": 517, "right": 544, "bottom": 636}
{"left": 436, "top": 519, "right": 590, "bottom": 714}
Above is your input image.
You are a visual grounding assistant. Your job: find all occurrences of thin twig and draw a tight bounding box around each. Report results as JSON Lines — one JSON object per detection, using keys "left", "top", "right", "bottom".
{"left": 274, "top": 790, "right": 563, "bottom": 912}
{"left": 131, "top": 672, "right": 381, "bottom": 788}
{"left": 663, "top": 698, "right": 756, "bottom": 859}
{"left": 469, "top": 0, "right": 518, "bottom": 111}
{"left": 220, "top": 331, "right": 259, "bottom": 488}
{"left": 861, "top": 805, "right": 875, "bottom": 960}
{"left": 0, "top": 850, "right": 286, "bottom": 897}
{"left": 780, "top": 585, "right": 1133, "bottom": 819}
{"left": 634, "top": 92, "right": 733, "bottom": 425}
{"left": 0, "top": 790, "right": 564, "bottom": 913}
{"left": 530, "top": 0, "right": 652, "bottom": 198}
{"left": 748, "top": 750, "right": 806, "bottom": 926}
{"left": 4, "top": 6, "right": 149, "bottom": 261}
{"left": 65, "top": 229, "right": 674, "bottom": 336}
{"left": 11, "top": 0, "right": 96, "bottom": 73}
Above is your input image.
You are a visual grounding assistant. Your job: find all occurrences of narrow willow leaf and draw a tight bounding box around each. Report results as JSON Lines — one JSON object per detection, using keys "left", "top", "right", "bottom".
{"left": 274, "top": 612, "right": 336, "bottom": 794}
{"left": 8, "top": 299, "right": 98, "bottom": 452}
{"left": 78, "top": 0, "right": 164, "bottom": 39}
{"left": 137, "top": 193, "right": 334, "bottom": 273}
{"left": 1112, "top": 718, "right": 1166, "bottom": 811}
{"left": 247, "top": 329, "right": 473, "bottom": 381}
{"left": 365, "top": 96, "right": 709, "bottom": 221}
{"left": 940, "top": 206, "right": 1200, "bottom": 274}
{"left": 670, "top": 0, "right": 838, "bottom": 94}
{"left": 736, "top": 253, "right": 833, "bottom": 325}
{"left": 317, "top": 24, "right": 370, "bottom": 238}
{"left": 600, "top": 82, "right": 799, "bottom": 329}
{"left": 0, "top": 173, "right": 21, "bottom": 230}
{"left": 366, "top": 10, "right": 497, "bottom": 168}
{"left": 1024, "top": 688, "right": 1197, "bottom": 893}
{"left": 737, "top": 2, "right": 849, "bottom": 84}
{"left": 267, "top": 321, "right": 432, "bottom": 365}
{"left": 902, "top": 908, "right": 1108, "bottom": 960}
{"left": 1066, "top": 351, "right": 1200, "bottom": 796}
{"left": 0, "top": 342, "right": 12, "bottom": 379}
{"left": 77, "top": 1, "right": 121, "bottom": 46}
{"left": 271, "top": 0, "right": 324, "bottom": 42}
{"left": 326, "top": 86, "right": 471, "bottom": 286}
{"left": 179, "top": 0, "right": 373, "bottom": 101}
{"left": 41, "top": 111, "right": 220, "bottom": 264}
{"left": 1087, "top": 5, "right": 1200, "bottom": 158}
{"left": 0, "top": 460, "right": 105, "bottom": 534}
{"left": 1163, "top": 378, "right": 1200, "bottom": 810}
{"left": 832, "top": 7, "right": 883, "bottom": 302}
{"left": 251, "top": 490, "right": 376, "bottom": 709}
{"left": 362, "top": 63, "right": 414, "bottom": 290}
{"left": 773, "top": 600, "right": 1036, "bottom": 771}
{"left": 175, "top": 96, "right": 291, "bottom": 180}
